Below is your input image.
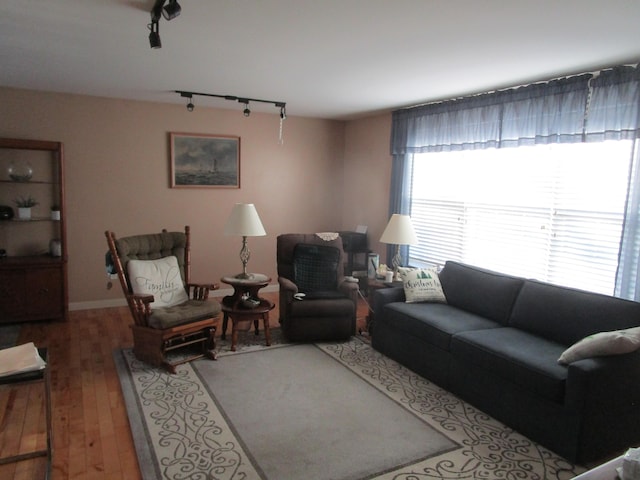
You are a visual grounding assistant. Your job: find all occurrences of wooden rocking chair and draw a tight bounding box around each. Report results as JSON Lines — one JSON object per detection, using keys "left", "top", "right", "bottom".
{"left": 105, "top": 226, "right": 221, "bottom": 373}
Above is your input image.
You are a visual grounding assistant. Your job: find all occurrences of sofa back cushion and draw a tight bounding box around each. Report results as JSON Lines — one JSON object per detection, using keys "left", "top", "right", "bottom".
{"left": 509, "top": 280, "right": 640, "bottom": 345}
{"left": 438, "top": 261, "right": 524, "bottom": 325}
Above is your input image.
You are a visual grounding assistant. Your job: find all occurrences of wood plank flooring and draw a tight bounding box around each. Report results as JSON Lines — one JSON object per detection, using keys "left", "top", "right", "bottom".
{"left": 0, "top": 291, "right": 371, "bottom": 479}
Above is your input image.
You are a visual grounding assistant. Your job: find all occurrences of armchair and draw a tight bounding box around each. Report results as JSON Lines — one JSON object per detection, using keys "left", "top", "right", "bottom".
{"left": 277, "top": 233, "right": 358, "bottom": 342}
{"left": 105, "top": 226, "right": 221, "bottom": 373}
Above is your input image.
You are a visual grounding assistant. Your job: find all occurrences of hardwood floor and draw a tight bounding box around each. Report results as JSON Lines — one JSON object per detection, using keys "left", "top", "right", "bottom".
{"left": 0, "top": 291, "right": 371, "bottom": 479}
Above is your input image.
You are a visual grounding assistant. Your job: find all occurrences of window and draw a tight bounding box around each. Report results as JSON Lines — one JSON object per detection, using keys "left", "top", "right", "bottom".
{"left": 409, "top": 140, "right": 633, "bottom": 295}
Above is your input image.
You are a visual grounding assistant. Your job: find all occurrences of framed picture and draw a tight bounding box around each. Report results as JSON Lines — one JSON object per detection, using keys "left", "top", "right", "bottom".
{"left": 170, "top": 132, "right": 240, "bottom": 188}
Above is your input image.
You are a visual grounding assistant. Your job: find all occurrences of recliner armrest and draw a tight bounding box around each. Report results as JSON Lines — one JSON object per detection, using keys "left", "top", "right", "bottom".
{"left": 278, "top": 276, "right": 298, "bottom": 294}
{"left": 338, "top": 280, "right": 359, "bottom": 303}
{"left": 278, "top": 277, "right": 299, "bottom": 309}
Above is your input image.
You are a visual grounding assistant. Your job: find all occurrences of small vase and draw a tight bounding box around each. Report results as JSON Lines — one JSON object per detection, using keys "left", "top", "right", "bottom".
{"left": 51, "top": 210, "right": 60, "bottom": 221}
{"left": 49, "top": 239, "right": 62, "bottom": 257}
{"left": 18, "top": 207, "right": 31, "bottom": 220}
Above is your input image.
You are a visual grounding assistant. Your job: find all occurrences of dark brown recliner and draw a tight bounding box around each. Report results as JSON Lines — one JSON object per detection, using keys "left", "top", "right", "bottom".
{"left": 277, "top": 233, "right": 358, "bottom": 342}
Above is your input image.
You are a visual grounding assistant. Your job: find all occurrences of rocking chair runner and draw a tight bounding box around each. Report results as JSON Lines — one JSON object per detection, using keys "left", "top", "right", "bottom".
{"left": 105, "top": 226, "right": 222, "bottom": 373}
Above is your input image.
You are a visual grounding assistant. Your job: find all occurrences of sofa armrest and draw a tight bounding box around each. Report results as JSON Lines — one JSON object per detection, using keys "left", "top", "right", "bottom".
{"left": 372, "top": 286, "right": 405, "bottom": 318}
{"left": 565, "top": 350, "right": 640, "bottom": 413}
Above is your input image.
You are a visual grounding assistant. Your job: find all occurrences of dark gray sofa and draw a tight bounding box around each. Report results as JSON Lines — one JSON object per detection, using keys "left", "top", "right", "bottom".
{"left": 371, "top": 260, "right": 640, "bottom": 464}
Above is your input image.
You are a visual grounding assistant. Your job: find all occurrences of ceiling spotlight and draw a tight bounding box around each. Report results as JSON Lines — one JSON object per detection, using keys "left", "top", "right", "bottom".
{"left": 279, "top": 105, "right": 287, "bottom": 120}
{"left": 148, "top": 22, "right": 161, "bottom": 49}
{"left": 179, "top": 92, "right": 194, "bottom": 111}
{"left": 162, "top": 0, "right": 181, "bottom": 20}
{"left": 242, "top": 101, "right": 251, "bottom": 117}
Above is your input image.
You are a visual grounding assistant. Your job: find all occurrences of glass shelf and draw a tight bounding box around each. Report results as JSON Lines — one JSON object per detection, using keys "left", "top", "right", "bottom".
{"left": 0, "top": 179, "right": 58, "bottom": 185}
{"left": 0, "top": 217, "right": 60, "bottom": 223}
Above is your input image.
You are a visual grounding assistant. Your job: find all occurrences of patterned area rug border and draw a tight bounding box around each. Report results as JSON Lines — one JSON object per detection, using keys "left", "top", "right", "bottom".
{"left": 114, "top": 336, "right": 585, "bottom": 480}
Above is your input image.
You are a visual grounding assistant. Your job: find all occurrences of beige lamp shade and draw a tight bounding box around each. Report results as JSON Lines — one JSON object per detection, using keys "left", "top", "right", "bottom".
{"left": 379, "top": 214, "right": 418, "bottom": 245}
{"left": 223, "top": 203, "right": 266, "bottom": 237}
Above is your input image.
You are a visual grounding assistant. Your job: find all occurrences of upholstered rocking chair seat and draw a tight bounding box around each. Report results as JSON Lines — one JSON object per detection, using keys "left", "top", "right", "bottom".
{"left": 148, "top": 299, "right": 221, "bottom": 329}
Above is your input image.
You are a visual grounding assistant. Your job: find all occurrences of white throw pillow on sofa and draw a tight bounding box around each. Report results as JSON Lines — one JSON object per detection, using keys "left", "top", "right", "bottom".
{"left": 557, "top": 327, "right": 640, "bottom": 365}
{"left": 398, "top": 267, "right": 447, "bottom": 303}
{"left": 127, "top": 256, "right": 189, "bottom": 308}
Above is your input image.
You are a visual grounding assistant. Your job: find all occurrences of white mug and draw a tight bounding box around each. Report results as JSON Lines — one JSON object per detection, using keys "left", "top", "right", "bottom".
{"left": 385, "top": 271, "right": 394, "bottom": 282}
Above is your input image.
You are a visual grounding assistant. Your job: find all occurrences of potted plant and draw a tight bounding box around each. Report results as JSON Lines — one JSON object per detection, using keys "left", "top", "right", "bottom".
{"left": 14, "top": 195, "right": 38, "bottom": 220}
{"left": 50, "top": 204, "right": 60, "bottom": 221}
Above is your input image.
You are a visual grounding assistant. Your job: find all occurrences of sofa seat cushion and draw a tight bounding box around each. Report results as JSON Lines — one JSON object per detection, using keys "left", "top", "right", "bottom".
{"left": 383, "top": 303, "right": 502, "bottom": 351}
{"left": 451, "top": 327, "right": 568, "bottom": 403}
{"left": 149, "top": 299, "right": 221, "bottom": 329}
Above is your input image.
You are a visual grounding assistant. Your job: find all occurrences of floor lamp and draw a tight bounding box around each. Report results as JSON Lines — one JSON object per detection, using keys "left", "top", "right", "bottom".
{"left": 379, "top": 214, "right": 418, "bottom": 280}
{"left": 223, "top": 203, "right": 266, "bottom": 279}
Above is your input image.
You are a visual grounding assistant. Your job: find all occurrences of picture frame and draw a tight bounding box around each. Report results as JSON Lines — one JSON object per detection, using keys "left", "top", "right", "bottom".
{"left": 169, "top": 132, "right": 240, "bottom": 188}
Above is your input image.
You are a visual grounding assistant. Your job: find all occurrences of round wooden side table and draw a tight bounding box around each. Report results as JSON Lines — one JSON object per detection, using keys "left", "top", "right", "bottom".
{"left": 220, "top": 273, "right": 275, "bottom": 352}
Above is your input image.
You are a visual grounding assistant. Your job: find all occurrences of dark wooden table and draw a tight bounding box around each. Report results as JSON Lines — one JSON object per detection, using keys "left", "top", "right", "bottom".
{"left": 220, "top": 274, "right": 275, "bottom": 351}
{"left": 0, "top": 347, "right": 52, "bottom": 479}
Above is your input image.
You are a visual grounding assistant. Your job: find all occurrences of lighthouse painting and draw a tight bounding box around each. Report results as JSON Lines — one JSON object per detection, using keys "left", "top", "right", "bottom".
{"left": 170, "top": 133, "right": 240, "bottom": 188}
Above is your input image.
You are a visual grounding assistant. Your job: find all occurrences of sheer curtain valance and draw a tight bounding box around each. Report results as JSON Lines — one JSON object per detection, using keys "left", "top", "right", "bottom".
{"left": 387, "top": 64, "right": 640, "bottom": 300}
{"left": 391, "top": 65, "right": 640, "bottom": 154}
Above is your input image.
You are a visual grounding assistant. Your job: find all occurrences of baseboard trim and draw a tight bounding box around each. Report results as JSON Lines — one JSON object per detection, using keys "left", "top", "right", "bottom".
{"left": 69, "top": 283, "right": 281, "bottom": 312}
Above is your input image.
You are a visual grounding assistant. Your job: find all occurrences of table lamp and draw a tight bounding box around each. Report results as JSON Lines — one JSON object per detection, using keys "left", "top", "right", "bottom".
{"left": 379, "top": 214, "right": 418, "bottom": 279}
{"left": 223, "top": 203, "right": 266, "bottom": 279}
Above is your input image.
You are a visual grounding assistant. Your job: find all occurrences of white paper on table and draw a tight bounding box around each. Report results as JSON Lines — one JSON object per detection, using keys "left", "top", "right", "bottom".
{"left": 0, "top": 342, "right": 46, "bottom": 377}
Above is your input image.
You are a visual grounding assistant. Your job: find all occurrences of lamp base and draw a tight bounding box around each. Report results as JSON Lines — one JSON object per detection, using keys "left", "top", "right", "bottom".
{"left": 392, "top": 244, "right": 402, "bottom": 280}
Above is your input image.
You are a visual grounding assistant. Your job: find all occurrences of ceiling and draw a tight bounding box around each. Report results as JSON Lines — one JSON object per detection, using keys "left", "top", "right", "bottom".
{"left": 1, "top": 1, "right": 639, "bottom": 120}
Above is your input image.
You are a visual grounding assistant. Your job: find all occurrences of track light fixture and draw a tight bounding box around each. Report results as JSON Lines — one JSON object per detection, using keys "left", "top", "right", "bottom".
{"left": 182, "top": 92, "right": 194, "bottom": 112}
{"left": 240, "top": 100, "right": 251, "bottom": 117}
{"left": 162, "top": 0, "right": 181, "bottom": 20}
{"left": 175, "top": 90, "right": 288, "bottom": 143}
{"left": 148, "top": 21, "right": 161, "bottom": 49}
{"left": 148, "top": 0, "right": 180, "bottom": 49}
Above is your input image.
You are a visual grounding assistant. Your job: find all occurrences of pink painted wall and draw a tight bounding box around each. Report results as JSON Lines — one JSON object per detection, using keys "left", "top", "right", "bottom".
{"left": 0, "top": 87, "right": 393, "bottom": 307}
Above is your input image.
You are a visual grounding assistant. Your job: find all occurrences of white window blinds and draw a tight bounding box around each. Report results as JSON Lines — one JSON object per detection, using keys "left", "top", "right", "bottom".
{"left": 409, "top": 140, "right": 632, "bottom": 295}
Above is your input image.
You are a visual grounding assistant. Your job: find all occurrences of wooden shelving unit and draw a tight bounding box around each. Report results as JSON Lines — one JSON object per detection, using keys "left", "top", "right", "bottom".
{"left": 0, "top": 138, "right": 67, "bottom": 323}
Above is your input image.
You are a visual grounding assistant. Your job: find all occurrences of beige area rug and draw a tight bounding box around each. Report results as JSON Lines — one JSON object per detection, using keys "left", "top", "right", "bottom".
{"left": 115, "top": 333, "right": 586, "bottom": 480}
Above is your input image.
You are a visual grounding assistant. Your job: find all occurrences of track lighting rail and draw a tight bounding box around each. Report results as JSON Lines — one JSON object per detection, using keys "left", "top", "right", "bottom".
{"left": 175, "top": 91, "right": 288, "bottom": 143}
{"left": 176, "top": 91, "right": 286, "bottom": 110}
